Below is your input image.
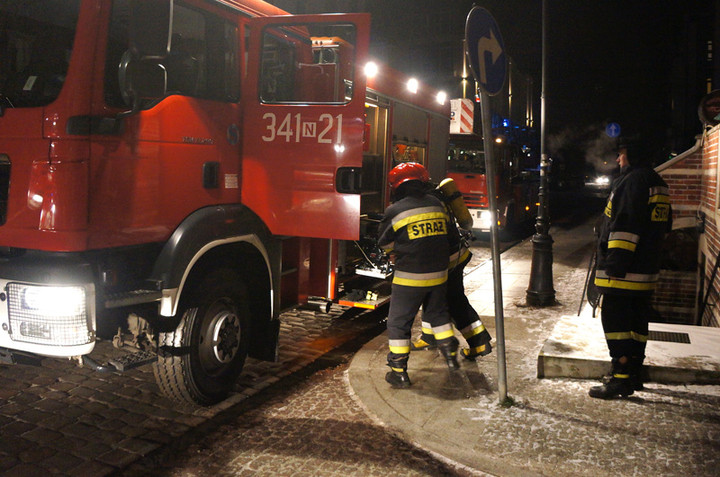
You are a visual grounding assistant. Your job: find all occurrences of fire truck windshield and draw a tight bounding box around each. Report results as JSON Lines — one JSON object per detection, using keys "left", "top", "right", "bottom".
{"left": 0, "top": 0, "right": 80, "bottom": 108}
{"left": 447, "top": 146, "right": 486, "bottom": 174}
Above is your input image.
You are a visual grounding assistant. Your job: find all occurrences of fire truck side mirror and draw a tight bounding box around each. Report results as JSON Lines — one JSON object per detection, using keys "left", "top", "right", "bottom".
{"left": 127, "top": 60, "right": 167, "bottom": 99}
{"left": 129, "top": 0, "right": 172, "bottom": 59}
{"left": 118, "top": 53, "right": 167, "bottom": 118}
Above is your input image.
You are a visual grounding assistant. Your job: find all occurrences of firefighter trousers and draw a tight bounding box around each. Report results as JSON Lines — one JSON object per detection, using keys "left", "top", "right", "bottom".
{"left": 600, "top": 294, "right": 656, "bottom": 372}
{"left": 387, "top": 282, "right": 453, "bottom": 369}
{"left": 419, "top": 255, "right": 491, "bottom": 348}
{"left": 447, "top": 256, "right": 491, "bottom": 346}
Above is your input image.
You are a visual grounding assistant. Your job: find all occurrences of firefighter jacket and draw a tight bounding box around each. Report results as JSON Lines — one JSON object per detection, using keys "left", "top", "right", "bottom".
{"left": 594, "top": 164, "right": 672, "bottom": 295}
{"left": 428, "top": 187, "right": 471, "bottom": 270}
{"left": 378, "top": 192, "right": 451, "bottom": 287}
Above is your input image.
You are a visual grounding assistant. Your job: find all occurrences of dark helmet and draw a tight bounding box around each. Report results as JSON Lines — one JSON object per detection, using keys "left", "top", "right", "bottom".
{"left": 616, "top": 134, "right": 645, "bottom": 165}
{"left": 388, "top": 162, "right": 429, "bottom": 191}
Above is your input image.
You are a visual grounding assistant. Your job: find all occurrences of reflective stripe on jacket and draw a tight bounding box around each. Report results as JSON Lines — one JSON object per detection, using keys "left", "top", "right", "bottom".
{"left": 378, "top": 193, "right": 450, "bottom": 287}
{"left": 594, "top": 165, "right": 672, "bottom": 295}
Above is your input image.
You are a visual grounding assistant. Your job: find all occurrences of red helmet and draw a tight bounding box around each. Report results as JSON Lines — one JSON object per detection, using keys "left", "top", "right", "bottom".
{"left": 388, "top": 162, "right": 429, "bottom": 191}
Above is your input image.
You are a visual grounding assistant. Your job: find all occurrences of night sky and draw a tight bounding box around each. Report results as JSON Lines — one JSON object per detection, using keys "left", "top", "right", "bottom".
{"left": 538, "top": 2, "right": 689, "bottom": 155}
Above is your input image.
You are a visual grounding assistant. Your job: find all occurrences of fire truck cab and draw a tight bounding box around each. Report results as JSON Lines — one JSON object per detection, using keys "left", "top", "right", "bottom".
{"left": 0, "top": 0, "right": 448, "bottom": 405}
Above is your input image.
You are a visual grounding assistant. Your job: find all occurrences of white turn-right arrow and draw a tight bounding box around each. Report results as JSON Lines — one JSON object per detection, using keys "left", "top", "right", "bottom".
{"left": 476, "top": 29, "right": 503, "bottom": 85}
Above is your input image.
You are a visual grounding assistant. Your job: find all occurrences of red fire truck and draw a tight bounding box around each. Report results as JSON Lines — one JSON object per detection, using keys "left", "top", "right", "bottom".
{"left": 447, "top": 97, "right": 538, "bottom": 236}
{"left": 0, "top": 0, "right": 449, "bottom": 405}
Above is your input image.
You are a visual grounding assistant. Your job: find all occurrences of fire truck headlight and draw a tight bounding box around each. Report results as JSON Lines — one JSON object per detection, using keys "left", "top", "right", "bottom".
{"left": 21, "top": 285, "right": 85, "bottom": 315}
{"left": 478, "top": 210, "right": 493, "bottom": 230}
{"left": 7, "top": 283, "right": 93, "bottom": 346}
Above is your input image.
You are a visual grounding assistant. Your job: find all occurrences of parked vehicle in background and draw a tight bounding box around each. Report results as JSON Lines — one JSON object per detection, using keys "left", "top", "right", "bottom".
{"left": 583, "top": 165, "right": 614, "bottom": 198}
{"left": 447, "top": 98, "right": 539, "bottom": 237}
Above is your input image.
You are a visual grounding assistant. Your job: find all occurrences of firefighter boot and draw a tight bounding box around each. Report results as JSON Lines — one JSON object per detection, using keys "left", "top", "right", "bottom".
{"left": 461, "top": 342, "right": 492, "bottom": 360}
{"left": 461, "top": 331, "right": 493, "bottom": 360}
{"left": 411, "top": 332, "right": 436, "bottom": 351}
{"left": 385, "top": 355, "right": 411, "bottom": 388}
{"left": 589, "top": 376, "right": 634, "bottom": 399}
{"left": 629, "top": 356, "right": 645, "bottom": 391}
{"left": 437, "top": 336, "right": 460, "bottom": 370}
{"left": 589, "top": 358, "right": 634, "bottom": 399}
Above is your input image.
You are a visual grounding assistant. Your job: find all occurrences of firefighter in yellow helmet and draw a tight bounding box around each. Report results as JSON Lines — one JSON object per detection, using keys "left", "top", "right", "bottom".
{"left": 378, "top": 162, "right": 459, "bottom": 388}
{"left": 412, "top": 178, "right": 493, "bottom": 359}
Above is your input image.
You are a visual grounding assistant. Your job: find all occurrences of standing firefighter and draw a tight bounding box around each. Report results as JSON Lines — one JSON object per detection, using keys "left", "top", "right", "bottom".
{"left": 412, "top": 178, "right": 493, "bottom": 359}
{"left": 378, "top": 163, "right": 459, "bottom": 388}
{"left": 590, "top": 137, "right": 672, "bottom": 399}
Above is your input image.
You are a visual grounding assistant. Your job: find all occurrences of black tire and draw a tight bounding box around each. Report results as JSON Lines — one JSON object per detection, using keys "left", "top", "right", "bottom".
{"left": 153, "top": 269, "right": 249, "bottom": 405}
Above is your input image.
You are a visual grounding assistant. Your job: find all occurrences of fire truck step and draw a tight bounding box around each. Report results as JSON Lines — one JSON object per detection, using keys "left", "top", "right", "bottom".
{"left": 104, "top": 290, "right": 163, "bottom": 308}
{"left": 338, "top": 290, "right": 391, "bottom": 310}
{"left": 107, "top": 349, "right": 158, "bottom": 372}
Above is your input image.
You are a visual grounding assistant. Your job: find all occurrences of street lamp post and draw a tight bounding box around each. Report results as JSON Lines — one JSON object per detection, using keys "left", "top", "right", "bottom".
{"left": 526, "top": 0, "right": 555, "bottom": 307}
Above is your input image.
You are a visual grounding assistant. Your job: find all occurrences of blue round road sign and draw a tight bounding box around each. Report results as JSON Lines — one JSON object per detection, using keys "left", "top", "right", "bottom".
{"left": 465, "top": 7, "right": 506, "bottom": 96}
{"left": 605, "top": 122, "right": 621, "bottom": 138}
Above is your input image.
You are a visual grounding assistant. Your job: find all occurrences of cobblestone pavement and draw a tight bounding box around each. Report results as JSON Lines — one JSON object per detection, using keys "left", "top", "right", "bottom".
{"left": 0, "top": 242, "right": 495, "bottom": 477}
{"left": 127, "top": 354, "right": 466, "bottom": 476}
{"left": 0, "top": 306, "right": 380, "bottom": 476}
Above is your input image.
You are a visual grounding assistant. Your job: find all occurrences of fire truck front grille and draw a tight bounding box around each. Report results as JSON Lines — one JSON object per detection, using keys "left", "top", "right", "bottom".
{"left": 0, "top": 154, "right": 10, "bottom": 225}
{"left": 463, "top": 193, "right": 486, "bottom": 208}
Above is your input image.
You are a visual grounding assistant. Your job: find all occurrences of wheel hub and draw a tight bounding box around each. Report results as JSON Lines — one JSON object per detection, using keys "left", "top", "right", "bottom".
{"left": 210, "top": 310, "right": 242, "bottom": 364}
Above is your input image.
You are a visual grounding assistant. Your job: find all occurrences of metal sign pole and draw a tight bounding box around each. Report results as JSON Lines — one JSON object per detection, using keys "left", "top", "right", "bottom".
{"left": 479, "top": 90, "right": 508, "bottom": 402}
{"left": 465, "top": 6, "right": 509, "bottom": 404}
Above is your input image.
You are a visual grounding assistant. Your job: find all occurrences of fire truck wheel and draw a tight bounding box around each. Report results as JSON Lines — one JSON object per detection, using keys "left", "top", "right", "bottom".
{"left": 153, "top": 270, "right": 249, "bottom": 406}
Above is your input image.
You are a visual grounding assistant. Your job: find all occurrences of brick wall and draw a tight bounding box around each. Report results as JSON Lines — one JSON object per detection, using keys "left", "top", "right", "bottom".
{"left": 654, "top": 270, "right": 697, "bottom": 324}
{"left": 656, "top": 125, "right": 720, "bottom": 327}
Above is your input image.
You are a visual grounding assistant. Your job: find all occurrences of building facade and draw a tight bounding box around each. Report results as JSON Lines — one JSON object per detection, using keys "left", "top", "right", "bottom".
{"left": 656, "top": 124, "right": 719, "bottom": 327}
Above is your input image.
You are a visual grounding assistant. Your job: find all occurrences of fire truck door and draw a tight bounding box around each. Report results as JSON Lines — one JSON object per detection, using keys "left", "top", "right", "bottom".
{"left": 243, "top": 14, "right": 370, "bottom": 240}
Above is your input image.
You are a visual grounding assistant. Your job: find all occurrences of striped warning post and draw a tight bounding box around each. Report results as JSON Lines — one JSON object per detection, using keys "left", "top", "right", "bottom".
{"left": 450, "top": 98, "right": 474, "bottom": 134}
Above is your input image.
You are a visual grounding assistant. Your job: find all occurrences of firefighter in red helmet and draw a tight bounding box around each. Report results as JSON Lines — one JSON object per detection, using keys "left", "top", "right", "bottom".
{"left": 378, "top": 162, "right": 459, "bottom": 388}
{"left": 387, "top": 161, "right": 430, "bottom": 188}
